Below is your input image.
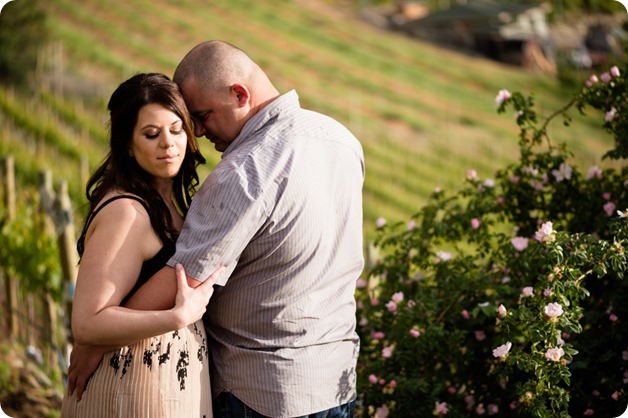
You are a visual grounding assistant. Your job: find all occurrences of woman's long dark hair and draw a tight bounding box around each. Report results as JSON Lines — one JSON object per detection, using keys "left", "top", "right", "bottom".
{"left": 78, "top": 73, "right": 205, "bottom": 257}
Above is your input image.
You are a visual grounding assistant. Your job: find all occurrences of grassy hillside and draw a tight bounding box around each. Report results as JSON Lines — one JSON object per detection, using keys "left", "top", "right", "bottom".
{"left": 0, "top": 0, "right": 617, "bottom": 240}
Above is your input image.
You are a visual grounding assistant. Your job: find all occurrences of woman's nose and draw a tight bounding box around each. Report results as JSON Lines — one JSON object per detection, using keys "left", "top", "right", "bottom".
{"left": 160, "top": 132, "right": 176, "bottom": 148}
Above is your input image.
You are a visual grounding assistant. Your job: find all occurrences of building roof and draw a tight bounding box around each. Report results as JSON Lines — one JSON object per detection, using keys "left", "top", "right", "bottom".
{"left": 401, "top": 0, "right": 550, "bottom": 41}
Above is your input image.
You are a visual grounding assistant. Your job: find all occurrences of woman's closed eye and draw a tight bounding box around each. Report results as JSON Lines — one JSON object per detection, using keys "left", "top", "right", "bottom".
{"left": 144, "top": 129, "right": 182, "bottom": 139}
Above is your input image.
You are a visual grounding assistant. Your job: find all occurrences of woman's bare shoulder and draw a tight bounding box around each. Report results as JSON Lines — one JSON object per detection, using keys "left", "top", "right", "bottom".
{"left": 88, "top": 192, "right": 153, "bottom": 236}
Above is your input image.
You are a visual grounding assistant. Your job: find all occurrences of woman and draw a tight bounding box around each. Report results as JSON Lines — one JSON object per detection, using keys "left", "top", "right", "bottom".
{"left": 61, "top": 73, "right": 217, "bottom": 417}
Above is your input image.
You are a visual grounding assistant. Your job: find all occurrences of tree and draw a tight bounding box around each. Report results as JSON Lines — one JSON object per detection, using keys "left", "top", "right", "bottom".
{"left": 0, "top": 0, "right": 48, "bottom": 87}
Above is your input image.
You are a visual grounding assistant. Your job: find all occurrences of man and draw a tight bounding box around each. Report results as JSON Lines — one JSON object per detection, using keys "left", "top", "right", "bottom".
{"left": 69, "top": 40, "right": 365, "bottom": 418}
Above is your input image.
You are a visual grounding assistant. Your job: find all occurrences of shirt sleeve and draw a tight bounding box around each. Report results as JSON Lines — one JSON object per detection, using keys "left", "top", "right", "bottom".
{"left": 167, "top": 164, "right": 269, "bottom": 286}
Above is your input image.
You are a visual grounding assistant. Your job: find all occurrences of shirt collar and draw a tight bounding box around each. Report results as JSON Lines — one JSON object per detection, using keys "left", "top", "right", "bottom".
{"left": 222, "top": 90, "right": 299, "bottom": 158}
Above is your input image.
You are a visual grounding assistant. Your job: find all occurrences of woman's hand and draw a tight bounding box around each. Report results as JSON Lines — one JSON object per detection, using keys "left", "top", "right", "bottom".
{"left": 171, "top": 263, "right": 223, "bottom": 328}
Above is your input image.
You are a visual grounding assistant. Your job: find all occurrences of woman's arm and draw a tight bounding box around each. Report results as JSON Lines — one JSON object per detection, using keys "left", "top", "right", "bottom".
{"left": 71, "top": 199, "right": 217, "bottom": 347}
{"left": 73, "top": 264, "right": 217, "bottom": 346}
{"left": 67, "top": 262, "right": 222, "bottom": 400}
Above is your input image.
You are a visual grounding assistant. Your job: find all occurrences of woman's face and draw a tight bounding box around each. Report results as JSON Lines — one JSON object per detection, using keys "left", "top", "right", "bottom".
{"left": 131, "top": 103, "right": 188, "bottom": 182}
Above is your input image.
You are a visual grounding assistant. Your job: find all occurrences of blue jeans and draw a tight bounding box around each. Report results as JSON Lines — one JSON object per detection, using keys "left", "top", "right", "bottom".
{"left": 213, "top": 392, "right": 356, "bottom": 418}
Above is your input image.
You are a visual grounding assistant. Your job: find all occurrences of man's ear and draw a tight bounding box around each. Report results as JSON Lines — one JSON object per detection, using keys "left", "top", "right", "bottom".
{"left": 232, "top": 83, "right": 250, "bottom": 106}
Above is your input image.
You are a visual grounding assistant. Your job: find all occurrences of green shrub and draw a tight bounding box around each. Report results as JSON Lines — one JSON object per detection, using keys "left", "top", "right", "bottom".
{"left": 0, "top": 192, "right": 62, "bottom": 302}
{"left": 356, "top": 64, "right": 628, "bottom": 417}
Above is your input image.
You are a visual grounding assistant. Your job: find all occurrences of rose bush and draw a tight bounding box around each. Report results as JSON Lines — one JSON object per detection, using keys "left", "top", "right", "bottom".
{"left": 356, "top": 64, "right": 628, "bottom": 417}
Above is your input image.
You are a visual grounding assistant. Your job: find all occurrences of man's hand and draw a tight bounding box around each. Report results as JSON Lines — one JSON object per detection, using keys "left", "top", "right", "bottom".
{"left": 67, "top": 342, "right": 110, "bottom": 401}
{"left": 172, "top": 263, "right": 223, "bottom": 327}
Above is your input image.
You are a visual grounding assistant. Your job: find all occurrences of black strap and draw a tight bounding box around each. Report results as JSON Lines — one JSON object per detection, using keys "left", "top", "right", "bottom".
{"left": 77, "top": 195, "right": 148, "bottom": 256}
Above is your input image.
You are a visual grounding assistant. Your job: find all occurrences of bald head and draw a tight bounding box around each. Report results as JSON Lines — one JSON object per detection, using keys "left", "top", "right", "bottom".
{"left": 172, "top": 41, "right": 280, "bottom": 148}
{"left": 174, "top": 40, "right": 279, "bottom": 110}
{"left": 174, "top": 41, "right": 256, "bottom": 94}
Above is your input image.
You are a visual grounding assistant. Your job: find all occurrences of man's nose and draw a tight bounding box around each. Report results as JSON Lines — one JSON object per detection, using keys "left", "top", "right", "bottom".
{"left": 194, "top": 123, "right": 205, "bottom": 137}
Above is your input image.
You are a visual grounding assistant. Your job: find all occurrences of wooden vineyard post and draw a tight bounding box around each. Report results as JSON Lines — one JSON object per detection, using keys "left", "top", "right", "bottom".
{"left": 39, "top": 172, "right": 78, "bottom": 363}
{"left": 54, "top": 180, "right": 78, "bottom": 348}
{"left": 38, "top": 170, "right": 57, "bottom": 368}
{"left": 1, "top": 156, "right": 16, "bottom": 220}
{"left": 1, "top": 156, "right": 19, "bottom": 339}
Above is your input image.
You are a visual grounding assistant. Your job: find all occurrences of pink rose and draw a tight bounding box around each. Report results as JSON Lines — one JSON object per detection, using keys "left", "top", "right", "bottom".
{"left": 493, "top": 342, "right": 512, "bottom": 359}
{"left": 585, "top": 166, "right": 602, "bottom": 180}
{"left": 382, "top": 345, "right": 394, "bottom": 358}
{"left": 495, "top": 89, "right": 511, "bottom": 107}
{"left": 435, "top": 401, "right": 449, "bottom": 415}
{"left": 601, "top": 72, "right": 611, "bottom": 83}
{"left": 545, "top": 302, "right": 564, "bottom": 319}
{"left": 376, "top": 405, "right": 389, "bottom": 418}
{"left": 511, "top": 237, "right": 529, "bottom": 251}
{"left": 606, "top": 107, "right": 617, "bottom": 122}
{"left": 605, "top": 201, "right": 617, "bottom": 217}
{"left": 534, "top": 221, "right": 555, "bottom": 243}
{"left": 545, "top": 347, "right": 565, "bottom": 362}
